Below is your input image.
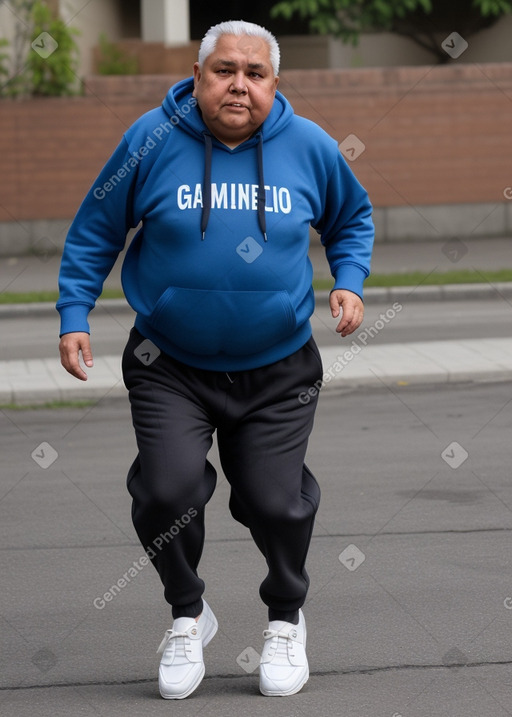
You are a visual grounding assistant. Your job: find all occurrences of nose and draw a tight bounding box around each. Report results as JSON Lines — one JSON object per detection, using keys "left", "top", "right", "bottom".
{"left": 230, "top": 71, "right": 247, "bottom": 94}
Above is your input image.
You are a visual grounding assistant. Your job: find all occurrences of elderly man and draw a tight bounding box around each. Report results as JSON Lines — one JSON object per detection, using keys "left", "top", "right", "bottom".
{"left": 57, "top": 20, "right": 374, "bottom": 699}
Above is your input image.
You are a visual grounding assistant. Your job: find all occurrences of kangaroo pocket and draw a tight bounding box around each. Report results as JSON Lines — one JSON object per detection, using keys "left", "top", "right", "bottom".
{"left": 148, "top": 287, "right": 296, "bottom": 357}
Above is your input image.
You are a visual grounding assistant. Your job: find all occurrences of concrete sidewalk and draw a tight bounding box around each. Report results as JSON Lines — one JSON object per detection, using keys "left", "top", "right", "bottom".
{"left": 2, "top": 337, "right": 511, "bottom": 406}
{"left": 1, "top": 235, "right": 511, "bottom": 404}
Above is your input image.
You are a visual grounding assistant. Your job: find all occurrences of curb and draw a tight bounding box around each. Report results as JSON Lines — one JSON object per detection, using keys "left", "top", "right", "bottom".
{"left": 0, "top": 283, "right": 511, "bottom": 319}
{"left": 2, "top": 339, "right": 512, "bottom": 406}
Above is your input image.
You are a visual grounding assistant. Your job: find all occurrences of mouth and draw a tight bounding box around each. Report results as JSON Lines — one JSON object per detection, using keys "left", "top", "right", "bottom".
{"left": 224, "top": 102, "right": 248, "bottom": 109}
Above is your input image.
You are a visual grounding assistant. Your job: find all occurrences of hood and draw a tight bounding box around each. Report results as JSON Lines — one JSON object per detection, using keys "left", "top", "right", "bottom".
{"left": 162, "top": 76, "right": 294, "bottom": 143}
{"left": 161, "top": 77, "right": 295, "bottom": 241}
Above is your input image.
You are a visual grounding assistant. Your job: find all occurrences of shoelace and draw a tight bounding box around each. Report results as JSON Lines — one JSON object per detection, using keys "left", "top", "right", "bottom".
{"left": 263, "top": 629, "right": 297, "bottom": 660}
{"left": 157, "top": 629, "right": 193, "bottom": 656}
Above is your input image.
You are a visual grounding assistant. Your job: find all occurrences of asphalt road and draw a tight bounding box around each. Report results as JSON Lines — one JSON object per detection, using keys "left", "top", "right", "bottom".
{"left": 2, "top": 382, "right": 512, "bottom": 716}
{"left": 1, "top": 297, "right": 511, "bottom": 362}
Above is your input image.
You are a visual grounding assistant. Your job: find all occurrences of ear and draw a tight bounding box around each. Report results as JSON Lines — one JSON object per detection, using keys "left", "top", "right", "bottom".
{"left": 192, "top": 62, "right": 201, "bottom": 95}
{"left": 273, "top": 75, "right": 279, "bottom": 91}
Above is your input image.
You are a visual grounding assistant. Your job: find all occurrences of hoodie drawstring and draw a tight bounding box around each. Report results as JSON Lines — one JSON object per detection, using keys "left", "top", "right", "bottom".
{"left": 256, "top": 133, "right": 267, "bottom": 242}
{"left": 200, "top": 131, "right": 267, "bottom": 242}
{"left": 201, "top": 133, "right": 212, "bottom": 240}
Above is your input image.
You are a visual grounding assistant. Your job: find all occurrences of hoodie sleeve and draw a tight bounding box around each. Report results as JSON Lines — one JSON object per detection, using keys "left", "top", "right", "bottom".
{"left": 314, "top": 150, "right": 374, "bottom": 300}
{"left": 56, "top": 136, "right": 138, "bottom": 336}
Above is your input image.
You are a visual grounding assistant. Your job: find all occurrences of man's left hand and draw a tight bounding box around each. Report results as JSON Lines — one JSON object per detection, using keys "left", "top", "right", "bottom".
{"left": 329, "top": 289, "right": 364, "bottom": 337}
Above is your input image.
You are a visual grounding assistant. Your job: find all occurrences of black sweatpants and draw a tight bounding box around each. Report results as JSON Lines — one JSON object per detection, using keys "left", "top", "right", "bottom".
{"left": 122, "top": 327, "right": 323, "bottom": 620}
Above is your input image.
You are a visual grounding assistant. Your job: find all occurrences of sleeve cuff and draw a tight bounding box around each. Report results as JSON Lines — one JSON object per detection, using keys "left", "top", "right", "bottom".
{"left": 331, "top": 264, "right": 368, "bottom": 300}
{"left": 57, "top": 303, "right": 92, "bottom": 337}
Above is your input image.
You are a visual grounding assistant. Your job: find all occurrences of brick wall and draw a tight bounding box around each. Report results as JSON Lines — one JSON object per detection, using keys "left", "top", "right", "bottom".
{"left": 1, "top": 63, "right": 512, "bottom": 224}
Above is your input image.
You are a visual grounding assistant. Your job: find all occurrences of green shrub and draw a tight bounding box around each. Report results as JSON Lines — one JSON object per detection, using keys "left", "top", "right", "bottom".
{"left": 96, "top": 33, "right": 138, "bottom": 75}
{"left": 26, "top": 0, "right": 80, "bottom": 96}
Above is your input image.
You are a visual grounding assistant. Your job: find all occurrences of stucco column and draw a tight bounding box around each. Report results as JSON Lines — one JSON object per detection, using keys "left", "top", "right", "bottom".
{"left": 141, "top": 0, "right": 190, "bottom": 45}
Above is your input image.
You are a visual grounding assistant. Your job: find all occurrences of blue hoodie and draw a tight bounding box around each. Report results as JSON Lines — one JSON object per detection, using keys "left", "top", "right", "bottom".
{"left": 57, "top": 77, "right": 374, "bottom": 371}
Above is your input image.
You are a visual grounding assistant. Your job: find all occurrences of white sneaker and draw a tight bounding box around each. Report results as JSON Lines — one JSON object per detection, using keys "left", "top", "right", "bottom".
{"left": 157, "top": 599, "right": 218, "bottom": 699}
{"left": 259, "top": 609, "right": 309, "bottom": 696}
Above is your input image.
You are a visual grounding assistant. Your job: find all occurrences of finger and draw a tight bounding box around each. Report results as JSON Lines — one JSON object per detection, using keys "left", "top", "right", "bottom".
{"left": 334, "top": 300, "right": 356, "bottom": 332}
{"left": 338, "top": 318, "right": 360, "bottom": 336}
{"left": 336, "top": 306, "right": 364, "bottom": 336}
{"left": 80, "top": 338, "right": 94, "bottom": 368}
{"left": 59, "top": 334, "right": 93, "bottom": 381}
{"left": 329, "top": 291, "right": 342, "bottom": 318}
{"left": 62, "top": 348, "right": 88, "bottom": 380}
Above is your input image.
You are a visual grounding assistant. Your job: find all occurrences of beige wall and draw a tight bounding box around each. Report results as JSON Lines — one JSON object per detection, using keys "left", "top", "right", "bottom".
{"left": 1, "top": 3, "right": 512, "bottom": 79}
{"left": 0, "top": 0, "right": 125, "bottom": 77}
{"left": 59, "top": 0, "right": 125, "bottom": 76}
{"left": 280, "top": 15, "right": 512, "bottom": 70}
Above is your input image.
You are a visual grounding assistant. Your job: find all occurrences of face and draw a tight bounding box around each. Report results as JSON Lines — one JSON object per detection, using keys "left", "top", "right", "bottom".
{"left": 192, "top": 34, "right": 279, "bottom": 148}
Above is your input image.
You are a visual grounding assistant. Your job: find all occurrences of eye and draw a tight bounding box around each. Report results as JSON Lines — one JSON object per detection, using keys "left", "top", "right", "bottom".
{"left": 249, "top": 72, "right": 262, "bottom": 79}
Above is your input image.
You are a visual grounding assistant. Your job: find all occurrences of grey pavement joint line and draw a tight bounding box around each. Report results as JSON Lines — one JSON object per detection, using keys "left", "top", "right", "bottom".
{"left": 4, "top": 659, "right": 512, "bottom": 692}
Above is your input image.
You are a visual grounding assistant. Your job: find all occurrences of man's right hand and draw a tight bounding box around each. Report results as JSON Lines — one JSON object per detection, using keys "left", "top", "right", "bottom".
{"left": 59, "top": 332, "right": 94, "bottom": 381}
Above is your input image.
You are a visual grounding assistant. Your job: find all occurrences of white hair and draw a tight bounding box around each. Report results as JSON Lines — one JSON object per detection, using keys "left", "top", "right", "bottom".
{"left": 198, "top": 20, "right": 280, "bottom": 76}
